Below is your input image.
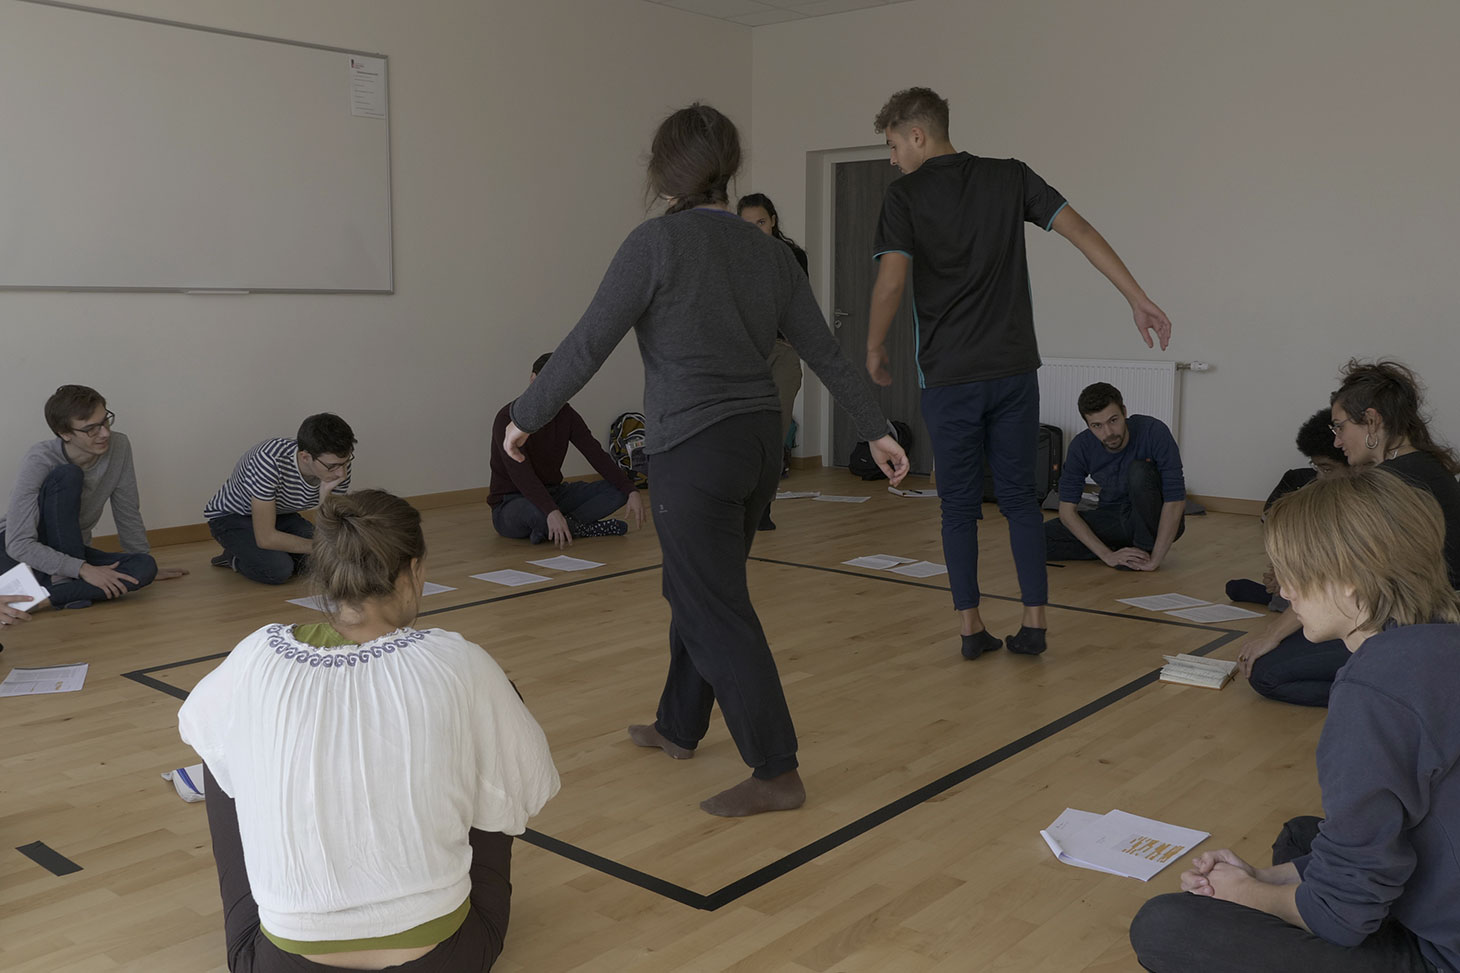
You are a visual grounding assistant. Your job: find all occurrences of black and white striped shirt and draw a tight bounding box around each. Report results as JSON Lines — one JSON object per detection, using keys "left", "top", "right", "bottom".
{"left": 204, "top": 438, "right": 349, "bottom": 519}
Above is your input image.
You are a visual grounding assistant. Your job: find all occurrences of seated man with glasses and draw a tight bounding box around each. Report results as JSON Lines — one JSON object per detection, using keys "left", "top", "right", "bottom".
{"left": 204, "top": 413, "right": 355, "bottom": 585}
{"left": 1044, "top": 381, "right": 1187, "bottom": 573}
{"left": 0, "top": 385, "right": 186, "bottom": 609}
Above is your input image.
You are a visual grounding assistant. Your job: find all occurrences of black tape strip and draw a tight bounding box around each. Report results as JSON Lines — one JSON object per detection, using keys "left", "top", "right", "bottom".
{"left": 17, "top": 841, "right": 82, "bottom": 876}
{"left": 517, "top": 829, "right": 710, "bottom": 910}
{"left": 748, "top": 555, "right": 1242, "bottom": 633}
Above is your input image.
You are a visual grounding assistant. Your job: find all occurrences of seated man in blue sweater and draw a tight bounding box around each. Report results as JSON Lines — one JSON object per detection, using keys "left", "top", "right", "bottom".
{"left": 1044, "top": 382, "right": 1186, "bottom": 570}
{"left": 488, "top": 353, "right": 644, "bottom": 549}
{"left": 1129, "top": 468, "right": 1460, "bottom": 973}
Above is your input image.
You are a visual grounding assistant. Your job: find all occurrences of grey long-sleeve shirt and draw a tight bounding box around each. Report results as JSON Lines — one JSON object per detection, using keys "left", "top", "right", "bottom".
{"left": 1, "top": 433, "right": 150, "bottom": 579}
{"left": 512, "top": 208, "right": 888, "bottom": 452}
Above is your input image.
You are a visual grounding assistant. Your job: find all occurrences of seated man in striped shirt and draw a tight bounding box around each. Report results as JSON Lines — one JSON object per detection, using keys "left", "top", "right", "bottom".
{"left": 204, "top": 414, "right": 355, "bottom": 585}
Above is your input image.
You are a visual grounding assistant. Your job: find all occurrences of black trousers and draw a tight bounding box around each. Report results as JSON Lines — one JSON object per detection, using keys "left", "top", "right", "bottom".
{"left": 1044, "top": 458, "right": 1185, "bottom": 560}
{"left": 1129, "top": 816, "right": 1437, "bottom": 972}
{"left": 203, "top": 765, "right": 513, "bottom": 972}
{"left": 648, "top": 411, "right": 798, "bottom": 780}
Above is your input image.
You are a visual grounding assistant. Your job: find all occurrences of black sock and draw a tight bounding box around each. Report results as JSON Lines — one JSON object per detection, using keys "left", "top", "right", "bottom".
{"left": 1006, "top": 626, "right": 1047, "bottom": 655}
{"left": 1225, "top": 579, "right": 1272, "bottom": 606}
{"left": 961, "top": 630, "right": 1002, "bottom": 660}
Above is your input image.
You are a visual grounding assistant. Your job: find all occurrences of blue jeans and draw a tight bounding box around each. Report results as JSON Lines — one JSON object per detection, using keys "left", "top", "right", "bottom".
{"left": 208, "top": 512, "right": 314, "bottom": 585}
{"left": 921, "top": 372, "right": 1047, "bottom": 609}
{"left": 1043, "top": 459, "right": 1186, "bottom": 560}
{"left": 1248, "top": 631, "right": 1351, "bottom": 707}
{"left": 490, "top": 481, "right": 628, "bottom": 544}
{"left": 0, "top": 463, "right": 157, "bottom": 605}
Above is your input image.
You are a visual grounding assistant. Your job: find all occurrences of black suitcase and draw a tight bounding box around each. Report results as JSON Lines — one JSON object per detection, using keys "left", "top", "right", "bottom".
{"left": 982, "top": 423, "right": 1063, "bottom": 503}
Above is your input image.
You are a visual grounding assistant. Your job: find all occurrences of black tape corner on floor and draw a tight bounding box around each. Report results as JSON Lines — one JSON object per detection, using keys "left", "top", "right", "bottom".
{"left": 17, "top": 841, "right": 82, "bottom": 876}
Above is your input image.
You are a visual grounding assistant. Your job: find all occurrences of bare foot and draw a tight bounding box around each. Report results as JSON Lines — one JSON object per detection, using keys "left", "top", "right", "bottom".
{"left": 699, "top": 770, "right": 805, "bottom": 817}
{"left": 627, "top": 724, "right": 694, "bottom": 760}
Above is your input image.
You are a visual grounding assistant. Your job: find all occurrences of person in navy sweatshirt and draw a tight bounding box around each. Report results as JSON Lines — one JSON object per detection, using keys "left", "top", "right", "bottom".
{"left": 1044, "top": 382, "right": 1186, "bottom": 571}
{"left": 1130, "top": 467, "right": 1460, "bottom": 973}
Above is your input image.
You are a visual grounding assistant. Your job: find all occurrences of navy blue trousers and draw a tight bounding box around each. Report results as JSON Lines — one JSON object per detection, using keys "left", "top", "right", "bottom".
{"left": 921, "top": 372, "right": 1047, "bottom": 609}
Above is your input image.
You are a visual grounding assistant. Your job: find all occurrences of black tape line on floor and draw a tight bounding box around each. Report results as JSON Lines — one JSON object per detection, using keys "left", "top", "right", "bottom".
{"left": 17, "top": 841, "right": 82, "bottom": 876}
{"left": 120, "top": 561, "right": 1245, "bottom": 910}
{"left": 749, "top": 555, "right": 1245, "bottom": 634}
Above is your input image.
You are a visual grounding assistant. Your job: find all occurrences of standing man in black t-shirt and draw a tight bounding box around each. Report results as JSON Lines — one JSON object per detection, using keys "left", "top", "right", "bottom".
{"left": 865, "top": 87, "right": 1172, "bottom": 660}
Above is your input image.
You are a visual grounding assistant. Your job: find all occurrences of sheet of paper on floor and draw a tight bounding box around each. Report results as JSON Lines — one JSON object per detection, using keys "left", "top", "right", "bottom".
{"left": 0, "top": 662, "right": 89, "bottom": 696}
{"left": 890, "top": 560, "right": 948, "bottom": 578}
{"left": 1165, "top": 603, "right": 1264, "bottom": 623}
{"left": 1117, "top": 593, "right": 1212, "bottom": 611}
{"left": 526, "top": 555, "right": 605, "bottom": 572}
{"left": 471, "top": 569, "right": 551, "bottom": 587}
{"left": 813, "top": 495, "right": 871, "bottom": 503}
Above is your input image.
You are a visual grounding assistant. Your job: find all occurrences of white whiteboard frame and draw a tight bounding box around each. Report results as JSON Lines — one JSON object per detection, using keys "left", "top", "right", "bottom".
{"left": 0, "top": 0, "right": 394, "bottom": 294}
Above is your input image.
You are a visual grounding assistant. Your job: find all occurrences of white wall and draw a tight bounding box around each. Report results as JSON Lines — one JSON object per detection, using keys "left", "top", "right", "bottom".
{"left": 1, "top": 0, "right": 750, "bottom": 532}
{"left": 749, "top": 0, "right": 1460, "bottom": 500}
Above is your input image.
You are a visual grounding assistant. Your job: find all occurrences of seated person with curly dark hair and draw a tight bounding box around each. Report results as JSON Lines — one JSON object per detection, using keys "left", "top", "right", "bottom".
{"left": 180, "top": 489, "right": 559, "bottom": 971}
{"left": 1225, "top": 408, "right": 1351, "bottom": 609}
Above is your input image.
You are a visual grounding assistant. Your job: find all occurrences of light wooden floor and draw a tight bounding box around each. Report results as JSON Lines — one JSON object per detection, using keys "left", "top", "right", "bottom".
{"left": 0, "top": 468, "right": 1325, "bottom": 972}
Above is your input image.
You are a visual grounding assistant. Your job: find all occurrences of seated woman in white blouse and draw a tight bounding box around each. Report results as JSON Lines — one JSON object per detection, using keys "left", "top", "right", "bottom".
{"left": 180, "top": 489, "right": 559, "bottom": 972}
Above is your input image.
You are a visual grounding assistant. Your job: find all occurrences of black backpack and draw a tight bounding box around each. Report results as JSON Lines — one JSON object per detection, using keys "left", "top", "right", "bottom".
{"left": 981, "top": 423, "right": 1064, "bottom": 503}
{"left": 849, "top": 420, "right": 914, "bottom": 480}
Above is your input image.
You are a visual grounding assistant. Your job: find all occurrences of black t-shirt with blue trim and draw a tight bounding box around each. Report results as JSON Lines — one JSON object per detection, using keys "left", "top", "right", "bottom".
{"left": 873, "top": 153, "right": 1066, "bottom": 388}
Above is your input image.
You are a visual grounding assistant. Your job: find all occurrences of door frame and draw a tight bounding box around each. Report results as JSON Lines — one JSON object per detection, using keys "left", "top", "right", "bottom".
{"left": 804, "top": 143, "right": 891, "bottom": 467}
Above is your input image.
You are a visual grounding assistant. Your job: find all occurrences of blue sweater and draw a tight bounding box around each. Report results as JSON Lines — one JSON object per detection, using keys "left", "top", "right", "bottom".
{"left": 1293, "top": 623, "right": 1460, "bottom": 971}
{"left": 1057, "top": 415, "right": 1185, "bottom": 507}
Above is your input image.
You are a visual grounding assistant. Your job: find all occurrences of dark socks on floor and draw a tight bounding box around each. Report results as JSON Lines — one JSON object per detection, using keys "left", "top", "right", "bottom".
{"left": 700, "top": 770, "right": 805, "bottom": 817}
{"left": 1006, "top": 626, "right": 1047, "bottom": 655}
{"left": 1225, "top": 578, "right": 1272, "bottom": 606}
{"left": 627, "top": 724, "right": 694, "bottom": 760}
{"left": 758, "top": 505, "right": 776, "bottom": 531}
{"left": 569, "top": 518, "right": 628, "bottom": 538}
{"left": 961, "top": 630, "right": 1002, "bottom": 660}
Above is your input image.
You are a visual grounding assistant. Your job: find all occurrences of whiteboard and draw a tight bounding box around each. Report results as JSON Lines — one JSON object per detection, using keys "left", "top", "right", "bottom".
{"left": 0, "top": 0, "right": 393, "bottom": 292}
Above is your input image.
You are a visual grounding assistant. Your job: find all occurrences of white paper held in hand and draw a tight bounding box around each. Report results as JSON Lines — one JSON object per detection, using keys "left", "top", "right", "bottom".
{"left": 0, "top": 562, "right": 50, "bottom": 612}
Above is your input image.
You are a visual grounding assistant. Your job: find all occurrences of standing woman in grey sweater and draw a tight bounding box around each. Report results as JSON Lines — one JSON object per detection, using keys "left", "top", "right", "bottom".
{"left": 504, "top": 103, "right": 908, "bottom": 817}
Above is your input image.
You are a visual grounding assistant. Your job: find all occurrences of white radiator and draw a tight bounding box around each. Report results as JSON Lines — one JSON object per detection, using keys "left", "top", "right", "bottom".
{"left": 1038, "top": 358, "right": 1180, "bottom": 447}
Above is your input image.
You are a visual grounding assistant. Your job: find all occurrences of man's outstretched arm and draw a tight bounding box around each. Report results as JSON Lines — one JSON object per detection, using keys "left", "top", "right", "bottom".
{"left": 1050, "top": 206, "right": 1171, "bottom": 351}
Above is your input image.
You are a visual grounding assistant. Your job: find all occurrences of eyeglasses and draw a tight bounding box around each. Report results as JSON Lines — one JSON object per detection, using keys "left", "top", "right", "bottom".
{"left": 72, "top": 411, "right": 115, "bottom": 437}
{"left": 1328, "top": 416, "right": 1360, "bottom": 435}
{"left": 312, "top": 454, "right": 352, "bottom": 473}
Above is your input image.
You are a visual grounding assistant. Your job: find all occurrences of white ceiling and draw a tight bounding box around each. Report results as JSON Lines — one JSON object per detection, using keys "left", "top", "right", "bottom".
{"left": 643, "top": 0, "right": 914, "bottom": 28}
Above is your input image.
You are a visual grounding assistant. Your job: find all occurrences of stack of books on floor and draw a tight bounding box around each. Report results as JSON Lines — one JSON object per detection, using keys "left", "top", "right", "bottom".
{"left": 1159, "top": 654, "right": 1239, "bottom": 689}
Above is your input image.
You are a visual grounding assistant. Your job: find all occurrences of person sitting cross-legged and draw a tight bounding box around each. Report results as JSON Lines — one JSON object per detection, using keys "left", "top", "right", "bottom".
{"left": 1226, "top": 408, "right": 1351, "bottom": 609}
{"left": 488, "top": 353, "right": 644, "bottom": 549}
{"left": 1129, "top": 468, "right": 1460, "bottom": 973}
{"left": 0, "top": 384, "right": 185, "bottom": 609}
{"left": 204, "top": 413, "right": 355, "bottom": 585}
{"left": 1044, "top": 382, "right": 1186, "bottom": 571}
{"left": 180, "top": 490, "right": 560, "bottom": 972}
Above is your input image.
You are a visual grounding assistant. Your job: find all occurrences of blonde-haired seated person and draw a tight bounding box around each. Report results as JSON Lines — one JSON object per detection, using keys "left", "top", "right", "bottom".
{"left": 1130, "top": 467, "right": 1460, "bottom": 973}
{"left": 180, "top": 490, "right": 559, "bottom": 972}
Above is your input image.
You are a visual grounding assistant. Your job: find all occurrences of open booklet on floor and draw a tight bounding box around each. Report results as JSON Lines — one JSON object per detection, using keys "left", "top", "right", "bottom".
{"left": 1041, "top": 808, "right": 1208, "bottom": 881}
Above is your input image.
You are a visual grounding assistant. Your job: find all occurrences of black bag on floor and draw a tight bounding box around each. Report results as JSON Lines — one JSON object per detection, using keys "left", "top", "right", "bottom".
{"left": 982, "top": 423, "right": 1063, "bottom": 502}
{"left": 849, "top": 420, "right": 914, "bottom": 480}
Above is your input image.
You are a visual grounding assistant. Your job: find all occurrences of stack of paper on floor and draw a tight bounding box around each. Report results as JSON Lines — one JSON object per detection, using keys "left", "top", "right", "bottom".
{"left": 1041, "top": 808, "right": 1209, "bottom": 881}
{"left": 1160, "top": 654, "right": 1240, "bottom": 689}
